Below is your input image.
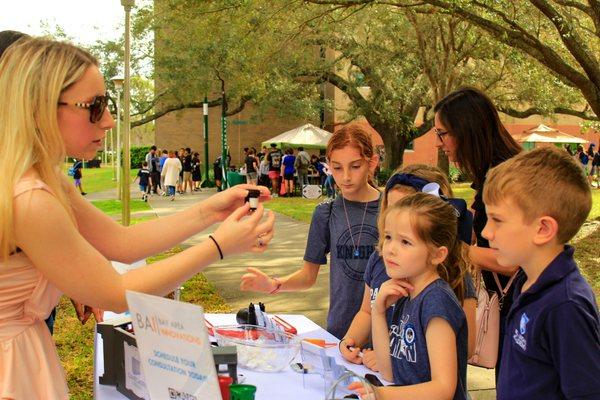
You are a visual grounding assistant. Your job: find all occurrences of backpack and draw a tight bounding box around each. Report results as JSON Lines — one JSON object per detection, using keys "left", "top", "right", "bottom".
{"left": 295, "top": 152, "right": 310, "bottom": 170}
{"left": 580, "top": 152, "right": 589, "bottom": 165}
{"left": 67, "top": 166, "right": 76, "bottom": 177}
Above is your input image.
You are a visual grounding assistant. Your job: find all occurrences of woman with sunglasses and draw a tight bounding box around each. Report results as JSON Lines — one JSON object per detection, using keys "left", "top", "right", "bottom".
{"left": 433, "top": 87, "right": 522, "bottom": 379}
{"left": 0, "top": 37, "right": 275, "bottom": 399}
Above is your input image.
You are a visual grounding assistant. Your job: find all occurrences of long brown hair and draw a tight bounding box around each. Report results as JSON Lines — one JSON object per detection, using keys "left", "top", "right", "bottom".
{"left": 381, "top": 193, "right": 469, "bottom": 303}
{"left": 434, "top": 87, "right": 521, "bottom": 188}
{"left": 326, "top": 123, "right": 377, "bottom": 188}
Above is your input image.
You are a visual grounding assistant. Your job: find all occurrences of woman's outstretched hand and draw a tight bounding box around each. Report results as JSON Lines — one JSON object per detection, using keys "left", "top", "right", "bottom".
{"left": 211, "top": 202, "right": 275, "bottom": 258}
{"left": 202, "top": 185, "right": 271, "bottom": 223}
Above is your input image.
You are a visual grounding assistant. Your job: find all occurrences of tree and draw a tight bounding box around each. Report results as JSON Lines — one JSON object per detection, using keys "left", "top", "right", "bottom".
{"left": 298, "top": 2, "right": 585, "bottom": 168}
{"left": 307, "top": 0, "right": 600, "bottom": 121}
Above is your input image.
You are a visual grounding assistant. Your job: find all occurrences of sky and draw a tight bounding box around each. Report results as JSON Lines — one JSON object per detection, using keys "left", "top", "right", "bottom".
{"left": 1, "top": 1, "right": 129, "bottom": 45}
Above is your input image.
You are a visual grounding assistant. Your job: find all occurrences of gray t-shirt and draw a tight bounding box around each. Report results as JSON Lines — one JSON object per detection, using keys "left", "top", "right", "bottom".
{"left": 304, "top": 196, "right": 380, "bottom": 339}
{"left": 389, "top": 279, "right": 468, "bottom": 400}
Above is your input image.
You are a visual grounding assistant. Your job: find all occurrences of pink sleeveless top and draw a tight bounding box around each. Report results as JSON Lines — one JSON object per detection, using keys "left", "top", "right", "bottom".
{"left": 0, "top": 178, "right": 68, "bottom": 399}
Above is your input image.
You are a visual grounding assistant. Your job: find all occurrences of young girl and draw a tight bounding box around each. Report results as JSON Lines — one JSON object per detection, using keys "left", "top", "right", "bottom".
{"left": 340, "top": 165, "right": 476, "bottom": 371}
{"left": 241, "top": 124, "right": 380, "bottom": 338}
{"left": 350, "top": 193, "right": 469, "bottom": 399}
{"left": 0, "top": 37, "right": 275, "bottom": 399}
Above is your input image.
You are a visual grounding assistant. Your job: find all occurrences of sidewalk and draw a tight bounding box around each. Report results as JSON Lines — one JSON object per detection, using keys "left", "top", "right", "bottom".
{"left": 89, "top": 184, "right": 496, "bottom": 399}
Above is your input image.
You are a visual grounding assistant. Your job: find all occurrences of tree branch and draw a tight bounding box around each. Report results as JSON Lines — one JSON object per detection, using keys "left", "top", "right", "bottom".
{"left": 530, "top": 0, "right": 600, "bottom": 89}
{"left": 131, "top": 100, "right": 212, "bottom": 127}
{"left": 499, "top": 105, "right": 599, "bottom": 120}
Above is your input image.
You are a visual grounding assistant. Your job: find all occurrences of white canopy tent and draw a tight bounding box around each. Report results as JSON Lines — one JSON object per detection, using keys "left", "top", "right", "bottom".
{"left": 516, "top": 124, "right": 588, "bottom": 144}
{"left": 261, "top": 123, "right": 332, "bottom": 150}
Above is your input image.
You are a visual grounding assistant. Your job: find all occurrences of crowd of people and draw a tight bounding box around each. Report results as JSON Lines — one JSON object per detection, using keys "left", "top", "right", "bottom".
{"left": 239, "top": 144, "right": 336, "bottom": 198}
{"left": 573, "top": 143, "right": 600, "bottom": 188}
{"left": 135, "top": 146, "right": 204, "bottom": 201}
{"left": 0, "top": 30, "right": 598, "bottom": 400}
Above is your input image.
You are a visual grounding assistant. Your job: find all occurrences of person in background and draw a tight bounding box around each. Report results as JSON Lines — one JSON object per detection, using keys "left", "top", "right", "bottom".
{"left": 258, "top": 155, "right": 271, "bottom": 188}
{"left": 191, "top": 152, "right": 202, "bottom": 191}
{"left": 295, "top": 146, "right": 311, "bottom": 187}
{"left": 159, "top": 149, "right": 168, "bottom": 195}
{"left": 281, "top": 147, "right": 296, "bottom": 197}
{"left": 72, "top": 159, "right": 86, "bottom": 196}
{"left": 162, "top": 150, "right": 182, "bottom": 201}
{"left": 586, "top": 143, "right": 596, "bottom": 186}
{"left": 182, "top": 147, "right": 194, "bottom": 194}
{"left": 267, "top": 143, "right": 283, "bottom": 197}
{"left": 591, "top": 144, "right": 600, "bottom": 188}
{"left": 134, "top": 161, "right": 150, "bottom": 201}
{"left": 245, "top": 148, "right": 258, "bottom": 185}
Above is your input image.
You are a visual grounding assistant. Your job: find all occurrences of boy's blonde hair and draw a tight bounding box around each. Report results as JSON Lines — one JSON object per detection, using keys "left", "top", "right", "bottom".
{"left": 483, "top": 147, "right": 591, "bottom": 244}
{"left": 0, "top": 37, "right": 97, "bottom": 260}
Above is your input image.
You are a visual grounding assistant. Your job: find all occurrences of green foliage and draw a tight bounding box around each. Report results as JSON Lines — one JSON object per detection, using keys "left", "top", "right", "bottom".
{"left": 449, "top": 165, "right": 468, "bottom": 183}
{"left": 131, "top": 146, "right": 151, "bottom": 168}
{"left": 377, "top": 167, "right": 394, "bottom": 186}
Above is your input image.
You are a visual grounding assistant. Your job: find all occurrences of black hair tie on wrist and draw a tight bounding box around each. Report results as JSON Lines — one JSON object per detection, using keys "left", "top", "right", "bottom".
{"left": 208, "top": 235, "right": 223, "bottom": 260}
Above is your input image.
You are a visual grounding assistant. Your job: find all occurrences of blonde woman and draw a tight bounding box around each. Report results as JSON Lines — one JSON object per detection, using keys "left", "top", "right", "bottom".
{"left": 0, "top": 37, "right": 274, "bottom": 399}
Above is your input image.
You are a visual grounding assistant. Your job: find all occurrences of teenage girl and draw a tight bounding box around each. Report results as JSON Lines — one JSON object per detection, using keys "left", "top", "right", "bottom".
{"left": 434, "top": 87, "right": 521, "bottom": 376}
{"left": 349, "top": 193, "right": 469, "bottom": 400}
{"left": 240, "top": 124, "right": 381, "bottom": 338}
{"left": 340, "top": 165, "right": 477, "bottom": 371}
{"left": 0, "top": 37, "right": 275, "bottom": 398}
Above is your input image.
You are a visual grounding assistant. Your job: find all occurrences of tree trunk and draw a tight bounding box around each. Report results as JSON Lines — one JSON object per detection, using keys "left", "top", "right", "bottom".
{"left": 376, "top": 125, "right": 411, "bottom": 170}
{"left": 437, "top": 148, "right": 449, "bottom": 176}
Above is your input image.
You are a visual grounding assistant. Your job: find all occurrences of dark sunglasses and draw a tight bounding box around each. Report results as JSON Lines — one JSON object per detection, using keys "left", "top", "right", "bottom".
{"left": 57, "top": 93, "right": 111, "bottom": 123}
{"left": 433, "top": 127, "right": 450, "bottom": 141}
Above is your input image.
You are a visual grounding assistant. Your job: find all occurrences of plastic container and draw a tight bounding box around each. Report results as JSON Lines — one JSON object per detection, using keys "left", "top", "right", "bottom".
{"left": 213, "top": 325, "right": 301, "bottom": 372}
{"left": 218, "top": 375, "right": 233, "bottom": 400}
{"left": 229, "top": 384, "right": 257, "bottom": 400}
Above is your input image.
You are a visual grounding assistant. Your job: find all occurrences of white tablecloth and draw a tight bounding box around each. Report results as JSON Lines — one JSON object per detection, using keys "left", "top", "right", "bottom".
{"left": 94, "top": 313, "right": 388, "bottom": 399}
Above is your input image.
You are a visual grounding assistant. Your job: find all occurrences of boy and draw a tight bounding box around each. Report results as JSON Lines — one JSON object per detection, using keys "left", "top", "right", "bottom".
{"left": 482, "top": 147, "right": 599, "bottom": 399}
{"left": 135, "top": 161, "right": 150, "bottom": 201}
{"left": 73, "top": 159, "right": 86, "bottom": 196}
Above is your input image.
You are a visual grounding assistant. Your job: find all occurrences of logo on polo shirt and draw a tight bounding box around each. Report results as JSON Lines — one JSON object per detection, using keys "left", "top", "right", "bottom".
{"left": 519, "top": 313, "right": 530, "bottom": 334}
{"left": 513, "top": 312, "right": 530, "bottom": 351}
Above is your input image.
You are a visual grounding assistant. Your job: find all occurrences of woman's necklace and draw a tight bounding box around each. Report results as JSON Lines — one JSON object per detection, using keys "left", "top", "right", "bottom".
{"left": 342, "top": 196, "right": 369, "bottom": 258}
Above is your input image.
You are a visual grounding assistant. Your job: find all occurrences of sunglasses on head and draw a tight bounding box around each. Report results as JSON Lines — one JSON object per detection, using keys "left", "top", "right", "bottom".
{"left": 57, "top": 93, "right": 111, "bottom": 123}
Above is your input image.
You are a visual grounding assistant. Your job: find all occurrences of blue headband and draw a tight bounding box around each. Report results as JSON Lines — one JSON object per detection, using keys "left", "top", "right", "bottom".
{"left": 385, "top": 173, "right": 432, "bottom": 193}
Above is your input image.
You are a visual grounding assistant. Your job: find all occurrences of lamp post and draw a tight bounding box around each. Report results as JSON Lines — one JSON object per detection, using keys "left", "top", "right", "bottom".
{"left": 111, "top": 76, "right": 123, "bottom": 190}
{"left": 203, "top": 95, "right": 211, "bottom": 187}
{"left": 121, "top": 0, "right": 135, "bottom": 226}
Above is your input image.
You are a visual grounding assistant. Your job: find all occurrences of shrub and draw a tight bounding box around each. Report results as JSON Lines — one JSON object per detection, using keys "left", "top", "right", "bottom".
{"left": 449, "top": 165, "right": 468, "bottom": 183}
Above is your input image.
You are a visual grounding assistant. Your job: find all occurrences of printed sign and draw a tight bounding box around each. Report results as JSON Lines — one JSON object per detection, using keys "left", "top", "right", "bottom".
{"left": 126, "top": 291, "right": 221, "bottom": 400}
{"left": 302, "top": 184, "right": 322, "bottom": 199}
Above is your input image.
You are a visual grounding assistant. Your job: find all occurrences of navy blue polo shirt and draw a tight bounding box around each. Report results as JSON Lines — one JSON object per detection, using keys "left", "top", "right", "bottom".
{"left": 498, "top": 246, "right": 600, "bottom": 400}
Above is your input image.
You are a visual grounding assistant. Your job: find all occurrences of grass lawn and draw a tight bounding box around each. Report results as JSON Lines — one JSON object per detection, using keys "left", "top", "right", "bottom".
{"left": 63, "top": 163, "right": 137, "bottom": 194}
{"left": 269, "top": 184, "right": 600, "bottom": 222}
{"left": 91, "top": 199, "right": 152, "bottom": 216}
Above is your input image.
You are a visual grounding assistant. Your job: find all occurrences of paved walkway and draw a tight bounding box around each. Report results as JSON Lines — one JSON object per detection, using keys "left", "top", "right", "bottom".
{"left": 88, "top": 184, "right": 496, "bottom": 399}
